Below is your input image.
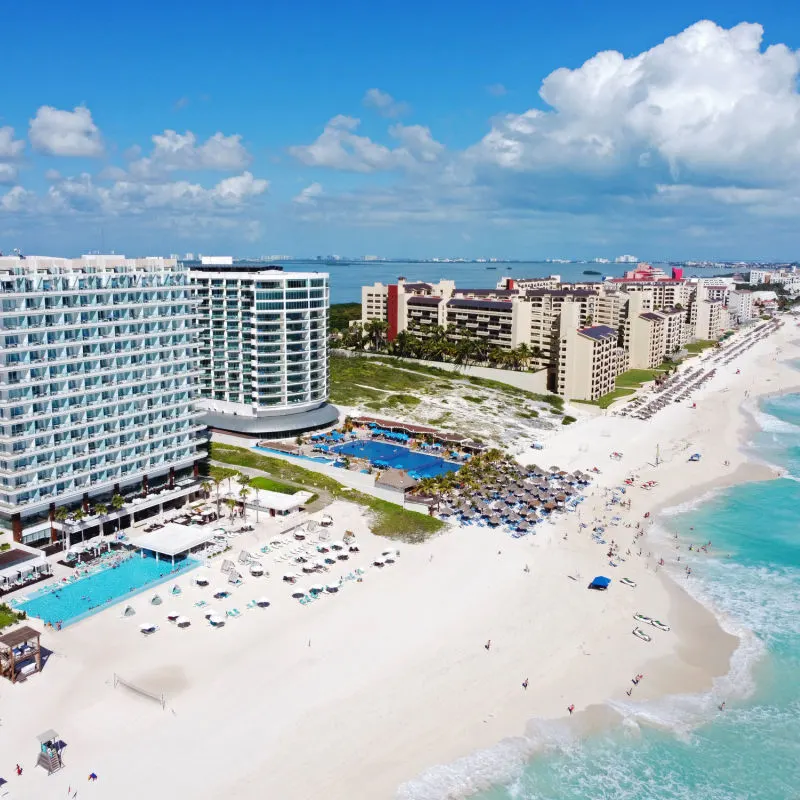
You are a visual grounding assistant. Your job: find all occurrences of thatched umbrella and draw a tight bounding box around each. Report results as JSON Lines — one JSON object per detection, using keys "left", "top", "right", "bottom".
{"left": 517, "top": 520, "right": 529, "bottom": 531}
{"left": 488, "top": 515, "right": 501, "bottom": 526}
{"left": 526, "top": 510, "right": 539, "bottom": 521}
{"left": 508, "top": 512, "right": 522, "bottom": 523}
{"left": 544, "top": 501, "right": 556, "bottom": 511}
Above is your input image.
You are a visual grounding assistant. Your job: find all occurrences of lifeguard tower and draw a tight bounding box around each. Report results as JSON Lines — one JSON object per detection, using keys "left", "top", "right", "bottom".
{"left": 36, "top": 730, "right": 64, "bottom": 774}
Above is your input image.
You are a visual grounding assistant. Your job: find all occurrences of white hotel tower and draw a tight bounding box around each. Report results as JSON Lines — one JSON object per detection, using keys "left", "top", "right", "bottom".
{"left": 0, "top": 254, "right": 207, "bottom": 545}
{"left": 189, "top": 258, "right": 338, "bottom": 437}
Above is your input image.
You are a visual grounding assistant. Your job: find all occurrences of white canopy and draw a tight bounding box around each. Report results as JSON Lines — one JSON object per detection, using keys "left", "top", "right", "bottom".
{"left": 0, "top": 555, "right": 47, "bottom": 583}
{"left": 130, "top": 523, "right": 215, "bottom": 559}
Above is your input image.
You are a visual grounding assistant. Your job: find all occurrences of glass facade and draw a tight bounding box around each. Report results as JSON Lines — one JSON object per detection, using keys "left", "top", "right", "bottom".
{"left": 0, "top": 257, "right": 206, "bottom": 538}
{"left": 192, "top": 268, "right": 330, "bottom": 416}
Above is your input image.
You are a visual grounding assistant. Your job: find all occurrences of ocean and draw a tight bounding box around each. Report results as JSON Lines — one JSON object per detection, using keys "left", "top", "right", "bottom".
{"left": 285, "top": 261, "right": 732, "bottom": 304}
{"left": 403, "top": 391, "right": 800, "bottom": 800}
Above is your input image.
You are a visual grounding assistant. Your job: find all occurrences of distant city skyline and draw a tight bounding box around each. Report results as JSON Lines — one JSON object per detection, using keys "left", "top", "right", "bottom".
{"left": 3, "top": 2, "right": 800, "bottom": 259}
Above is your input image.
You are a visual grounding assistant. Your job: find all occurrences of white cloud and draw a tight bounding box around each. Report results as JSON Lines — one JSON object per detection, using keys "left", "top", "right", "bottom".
{"left": 127, "top": 130, "right": 251, "bottom": 179}
{"left": 0, "top": 186, "right": 36, "bottom": 212}
{"left": 363, "top": 88, "right": 410, "bottom": 118}
{"left": 0, "top": 171, "right": 268, "bottom": 219}
{"left": 289, "top": 116, "right": 444, "bottom": 173}
{"left": 0, "top": 163, "right": 18, "bottom": 184}
{"left": 29, "top": 105, "right": 104, "bottom": 157}
{"left": 293, "top": 182, "right": 323, "bottom": 205}
{"left": 469, "top": 21, "right": 800, "bottom": 182}
{"left": 0, "top": 126, "right": 25, "bottom": 160}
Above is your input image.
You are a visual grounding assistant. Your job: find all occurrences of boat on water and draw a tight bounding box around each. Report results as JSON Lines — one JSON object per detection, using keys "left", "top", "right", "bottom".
{"left": 620, "top": 577, "right": 637, "bottom": 588}
{"left": 583, "top": 269, "right": 602, "bottom": 275}
{"left": 650, "top": 619, "right": 671, "bottom": 632}
{"left": 486, "top": 266, "right": 497, "bottom": 270}
{"left": 633, "top": 612, "right": 652, "bottom": 624}
{"left": 633, "top": 627, "right": 652, "bottom": 642}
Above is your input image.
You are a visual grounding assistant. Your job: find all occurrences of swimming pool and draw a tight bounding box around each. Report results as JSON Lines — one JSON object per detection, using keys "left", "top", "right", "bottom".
{"left": 19, "top": 554, "right": 198, "bottom": 628}
{"left": 333, "top": 440, "right": 460, "bottom": 478}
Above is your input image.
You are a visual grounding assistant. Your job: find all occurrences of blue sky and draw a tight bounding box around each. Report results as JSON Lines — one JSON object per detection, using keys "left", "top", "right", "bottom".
{"left": 2, "top": 0, "right": 800, "bottom": 260}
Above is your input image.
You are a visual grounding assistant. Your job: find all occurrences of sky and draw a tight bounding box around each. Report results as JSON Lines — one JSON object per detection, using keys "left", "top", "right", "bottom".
{"left": 2, "top": 0, "right": 800, "bottom": 261}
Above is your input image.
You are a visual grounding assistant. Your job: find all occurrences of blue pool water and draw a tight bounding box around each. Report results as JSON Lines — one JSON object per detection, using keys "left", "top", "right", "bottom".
{"left": 333, "top": 440, "right": 460, "bottom": 478}
{"left": 400, "top": 390, "right": 800, "bottom": 800}
{"left": 254, "top": 445, "right": 333, "bottom": 464}
{"left": 20, "top": 555, "right": 198, "bottom": 628}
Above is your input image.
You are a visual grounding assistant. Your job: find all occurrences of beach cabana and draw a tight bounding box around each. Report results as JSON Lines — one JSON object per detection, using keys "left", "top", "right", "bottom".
{"left": 0, "top": 625, "right": 42, "bottom": 684}
{"left": 588, "top": 576, "right": 611, "bottom": 591}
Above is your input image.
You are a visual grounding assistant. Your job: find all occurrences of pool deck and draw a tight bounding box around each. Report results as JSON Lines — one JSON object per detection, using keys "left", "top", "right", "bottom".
{"left": 18, "top": 555, "right": 200, "bottom": 629}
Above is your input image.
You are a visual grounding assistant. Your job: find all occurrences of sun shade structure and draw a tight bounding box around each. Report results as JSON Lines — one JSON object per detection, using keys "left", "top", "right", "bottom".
{"left": 588, "top": 576, "right": 612, "bottom": 590}
{"left": 0, "top": 625, "right": 42, "bottom": 684}
{"left": 130, "top": 523, "right": 217, "bottom": 564}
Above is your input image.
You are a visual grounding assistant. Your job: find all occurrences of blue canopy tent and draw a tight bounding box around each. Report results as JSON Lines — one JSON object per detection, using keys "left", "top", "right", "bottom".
{"left": 588, "top": 576, "right": 611, "bottom": 590}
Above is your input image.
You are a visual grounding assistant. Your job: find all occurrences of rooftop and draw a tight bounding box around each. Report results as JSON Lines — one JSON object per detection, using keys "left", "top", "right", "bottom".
{"left": 407, "top": 295, "right": 442, "bottom": 307}
{"left": 639, "top": 312, "right": 663, "bottom": 322}
{"left": 129, "top": 522, "right": 215, "bottom": 558}
{"left": 579, "top": 325, "right": 618, "bottom": 341}
{"left": 447, "top": 298, "right": 514, "bottom": 312}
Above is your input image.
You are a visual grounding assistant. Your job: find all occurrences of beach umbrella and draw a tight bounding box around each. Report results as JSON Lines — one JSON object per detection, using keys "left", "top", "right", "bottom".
{"left": 331, "top": 540, "right": 346, "bottom": 550}
{"left": 310, "top": 584, "right": 325, "bottom": 594}
{"left": 282, "top": 573, "right": 299, "bottom": 583}
{"left": 326, "top": 584, "right": 340, "bottom": 593}
{"left": 122, "top": 605, "right": 136, "bottom": 617}
{"left": 176, "top": 617, "right": 191, "bottom": 628}
{"left": 508, "top": 513, "right": 522, "bottom": 523}
{"left": 489, "top": 515, "right": 501, "bottom": 526}
{"left": 208, "top": 615, "right": 225, "bottom": 627}
{"left": 291, "top": 589, "right": 306, "bottom": 598}
{"left": 213, "top": 588, "right": 230, "bottom": 599}
{"left": 255, "top": 598, "right": 271, "bottom": 607}
{"left": 139, "top": 623, "right": 158, "bottom": 635}
{"left": 166, "top": 612, "right": 181, "bottom": 623}
{"left": 150, "top": 594, "right": 162, "bottom": 606}
{"left": 517, "top": 520, "right": 529, "bottom": 531}
{"left": 373, "top": 558, "right": 385, "bottom": 567}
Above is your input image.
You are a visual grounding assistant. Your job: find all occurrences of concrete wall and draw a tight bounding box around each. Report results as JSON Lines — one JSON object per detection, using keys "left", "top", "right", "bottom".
{"left": 331, "top": 349, "right": 550, "bottom": 394}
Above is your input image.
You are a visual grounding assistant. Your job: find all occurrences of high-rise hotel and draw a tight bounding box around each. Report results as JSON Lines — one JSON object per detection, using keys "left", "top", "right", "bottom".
{"left": 189, "top": 258, "right": 337, "bottom": 438}
{"left": 0, "top": 254, "right": 207, "bottom": 545}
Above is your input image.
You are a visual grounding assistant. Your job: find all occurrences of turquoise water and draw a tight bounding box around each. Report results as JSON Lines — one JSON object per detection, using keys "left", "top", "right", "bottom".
{"left": 333, "top": 440, "right": 460, "bottom": 478}
{"left": 403, "top": 392, "right": 800, "bottom": 800}
{"left": 20, "top": 555, "right": 198, "bottom": 628}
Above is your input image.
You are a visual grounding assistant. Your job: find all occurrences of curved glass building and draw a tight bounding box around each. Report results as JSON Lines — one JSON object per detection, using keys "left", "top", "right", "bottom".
{"left": 190, "top": 260, "right": 338, "bottom": 438}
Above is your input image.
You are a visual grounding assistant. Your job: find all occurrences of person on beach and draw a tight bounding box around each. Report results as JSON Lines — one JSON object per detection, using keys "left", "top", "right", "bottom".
{"left": 568, "top": 704, "right": 575, "bottom": 715}
{"left": 15, "top": 764, "right": 22, "bottom": 776}
{"left": 485, "top": 640, "right": 491, "bottom": 651}
{"left": 719, "top": 702, "right": 726, "bottom": 711}
{"left": 89, "top": 771, "right": 98, "bottom": 781}
{"left": 626, "top": 688, "right": 633, "bottom": 696}
{"left": 522, "top": 678, "right": 528, "bottom": 690}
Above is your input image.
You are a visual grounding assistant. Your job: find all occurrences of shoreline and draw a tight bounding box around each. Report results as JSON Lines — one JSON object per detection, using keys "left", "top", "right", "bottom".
{"left": 2, "top": 323, "right": 799, "bottom": 800}
{"left": 399, "top": 323, "right": 800, "bottom": 799}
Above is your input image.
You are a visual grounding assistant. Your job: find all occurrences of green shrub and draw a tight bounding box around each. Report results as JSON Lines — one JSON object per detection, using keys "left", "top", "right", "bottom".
{"left": 561, "top": 415, "right": 577, "bottom": 425}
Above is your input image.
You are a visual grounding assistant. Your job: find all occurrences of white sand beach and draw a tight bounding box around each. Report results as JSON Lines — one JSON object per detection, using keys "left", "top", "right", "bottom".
{"left": 2, "top": 320, "right": 798, "bottom": 800}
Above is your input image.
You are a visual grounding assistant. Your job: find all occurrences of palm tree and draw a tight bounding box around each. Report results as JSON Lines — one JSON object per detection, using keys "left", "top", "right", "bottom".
{"left": 72, "top": 508, "right": 86, "bottom": 542}
{"left": 516, "top": 343, "right": 531, "bottom": 371}
{"left": 111, "top": 494, "right": 125, "bottom": 512}
{"left": 238, "top": 486, "right": 250, "bottom": 518}
{"left": 213, "top": 475, "right": 224, "bottom": 516}
{"left": 224, "top": 497, "right": 238, "bottom": 522}
{"left": 365, "top": 319, "right": 389, "bottom": 351}
{"left": 200, "top": 481, "right": 212, "bottom": 499}
{"left": 53, "top": 506, "right": 69, "bottom": 546}
{"left": 94, "top": 503, "right": 108, "bottom": 517}
{"left": 391, "top": 329, "right": 414, "bottom": 357}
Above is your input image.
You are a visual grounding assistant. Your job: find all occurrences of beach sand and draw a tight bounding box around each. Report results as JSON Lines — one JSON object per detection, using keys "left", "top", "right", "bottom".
{"left": 1, "top": 321, "right": 798, "bottom": 800}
